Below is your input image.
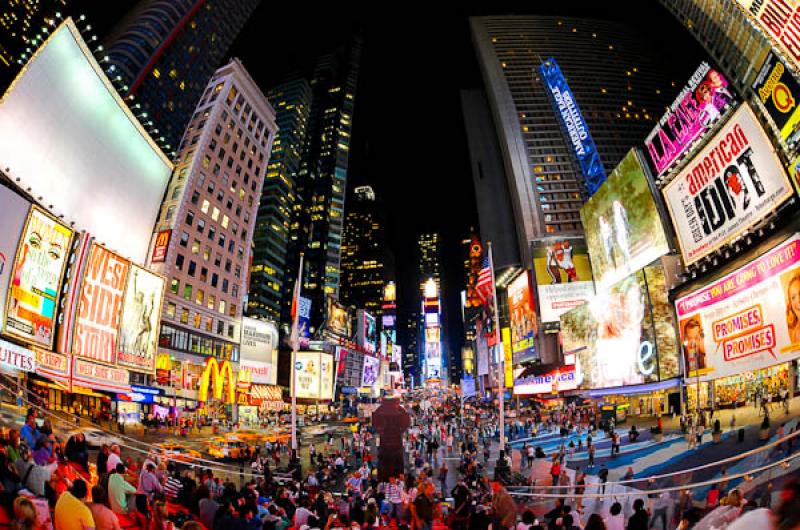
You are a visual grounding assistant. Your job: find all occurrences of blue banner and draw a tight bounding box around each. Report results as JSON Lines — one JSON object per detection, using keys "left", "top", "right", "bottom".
{"left": 539, "top": 58, "right": 606, "bottom": 195}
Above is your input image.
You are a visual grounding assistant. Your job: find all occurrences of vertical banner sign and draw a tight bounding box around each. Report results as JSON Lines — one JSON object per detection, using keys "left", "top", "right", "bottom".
{"left": 150, "top": 230, "right": 171, "bottom": 263}
{"left": 645, "top": 62, "right": 734, "bottom": 176}
{"left": 0, "top": 188, "right": 30, "bottom": 331}
{"left": 662, "top": 104, "right": 793, "bottom": 265}
{"left": 736, "top": 1, "right": 800, "bottom": 73}
{"left": 72, "top": 244, "right": 129, "bottom": 365}
{"left": 507, "top": 272, "right": 538, "bottom": 363}
{"left": 753, "top": 52, "right": 800, "bottom": 144}
{"left": 116, "top": 265, "right": 165, "bottom": 373}
{"left": 319, "top": 353, "right": 334, "bottom": 400}
{"left": 675, "top": 234, "right": 800, "bottom": 382}
{"left": 298, "top": 296, "right": 311, "bottom": 344}
{"left": 5, "top": 207, "right": 73, "bottom": 348}
{"left": 532, "top": 238, "right": 595, "bottom": 324}
{"left": 539, "top": 57, "right": 606, "bottom": 195}
{"left": 501, "top": 327, "right": 513, "bottom": 388}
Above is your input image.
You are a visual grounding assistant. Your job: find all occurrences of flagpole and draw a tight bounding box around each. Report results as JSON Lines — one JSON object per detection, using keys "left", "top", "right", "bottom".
{"left": 290, "top": 254, "right": 304, "bottom": 455}
{"left": 487, "top": 242, "right": 505, "bottom": 453}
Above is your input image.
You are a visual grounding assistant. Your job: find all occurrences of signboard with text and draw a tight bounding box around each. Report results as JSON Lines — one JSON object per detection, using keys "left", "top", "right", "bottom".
{"left": 675, "top": 234, "right": 800, "bottom": 382}
{"left": 736, "top": 1, "right": 800, "bottom": 73}
{"left": 507, "top": 272, "right": 537, "bottom": 363}
{"left": 150, "top": 230, "right": 171, "bottom": 263}
{"left": 532, "top": 238, "right": 595, "bottom": 324}
{"left": 753, "top": 52, "right": 800, "bottom": 144}
{"left": 663, "top": 104, "right": 793, "bottom": 265}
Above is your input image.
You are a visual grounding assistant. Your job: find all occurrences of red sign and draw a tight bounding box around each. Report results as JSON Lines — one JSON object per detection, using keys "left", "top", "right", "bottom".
{"left": 151, "top": 230, "right": 171, "bottom": 263}
{"left": 73, "top": 244, "right": 128, "bottom": 365}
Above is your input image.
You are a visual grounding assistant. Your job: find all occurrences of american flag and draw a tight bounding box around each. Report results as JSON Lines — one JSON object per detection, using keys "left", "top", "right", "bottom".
{"left": 476, "top": 256, "right": 494, "bottom": 304}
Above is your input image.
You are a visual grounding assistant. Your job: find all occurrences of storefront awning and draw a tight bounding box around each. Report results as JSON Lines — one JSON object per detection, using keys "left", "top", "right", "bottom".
{"left": 582, "top": 378, "right": 681, "bottom": 398}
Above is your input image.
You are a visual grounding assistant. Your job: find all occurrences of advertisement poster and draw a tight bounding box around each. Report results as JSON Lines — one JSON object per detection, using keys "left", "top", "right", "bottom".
{"left": 298, "top": 296, "right": 311, "bottom": 344}
{"left": 736, "top": 1, "right": 800, "bottom": 73}
{"left": 539, "top": 57, "right": 606, "bottom": 195}
{"left": 675, "top": 234, "right": 800, "bottom": 382}
{"left": 72, "top": 244, "right": 129, "bottom": 365}
{"left": 361, "top": 355, "right": 380, "bottom": 387}
{"left": 663, "top": 104, "right": 793, "bottom": 265}
{"left": 326, "top": 297, "right": 351, "bottom": 337}
{"left": 646, "top": 62, "right": 734, "bottom": 176}
{"left": 507, "top": 272, "right": 537, "bottom": 363}
{"left": 5, "top": 207, "right": 73, "bottom": 348}
{"left": 581, "top": 149, "right": 671, "bottom": 288}
{"left": 240, "top": 317, "right": 278, "bottom": 384}
{"left": 116, "top": 265, "right": 165, "bottom": 373}
{"left": 319, "top": 353, "right": 334, "bottom": 400}
{"left": 150, "top": 230, "right": 171, "bottom": 263}
{"left": 753, "top": 52, "right": 800, "bottom": 144}
{"left": 501, "top": 327, "right": 513, "bottom": 388}
{"left": 476, "top": 319, "right": 490, "bottom": 376}
{"left": 0, "top": 188, "right": 29, "bottom": 332}
{"left": 293, "top": 351, "right": 322, "bottom": 399}
{"left": 72, "top": 358, "right": 130, "bottom": 393}
{"left": 532, "top": 238, "right": 595, "bottom": 323}
{"left": 514, "top": 367, "right": 577, "bottom": 395}
{"left": 560, "top": 263, "right": 680, "bottom": 389}
{"left": 358, "top": 310, "right": 377, "bottom": 354}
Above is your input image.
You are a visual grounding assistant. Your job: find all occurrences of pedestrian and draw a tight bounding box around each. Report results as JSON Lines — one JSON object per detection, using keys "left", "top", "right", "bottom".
{"left": 550, "top": 456, "right": 561, "bottom": 487}
{"left": 588, "top": 442, "right": 596, "bottom": 468}
{"left": 437, "top": 462, "right": 448, "bottom": 496}
{"left": 598, "top": 466, "right": 609, "bottom": 495}
{"left": 627, "top": 498, "right": 649, "bottom": 530}
{"left": 730, "top": 414, "right": 736, "bottom": 432}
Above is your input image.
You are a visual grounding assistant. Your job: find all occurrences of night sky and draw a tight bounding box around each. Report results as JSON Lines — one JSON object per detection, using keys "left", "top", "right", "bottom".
{"left": 77, "top": 1, "right": 704, "bottom": 366}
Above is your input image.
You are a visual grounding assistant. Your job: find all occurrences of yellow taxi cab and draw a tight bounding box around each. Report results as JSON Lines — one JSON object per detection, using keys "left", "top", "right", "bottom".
{"left": 153, "top": 442, "right": 202, "bottom": 463}
{"left": 206, "top": 434, "right": 251, "bottom": 460}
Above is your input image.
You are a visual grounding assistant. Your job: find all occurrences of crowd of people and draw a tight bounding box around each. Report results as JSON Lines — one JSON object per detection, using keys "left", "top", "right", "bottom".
{"left": 0, "top": 391, "right": 796, "bottom": 530}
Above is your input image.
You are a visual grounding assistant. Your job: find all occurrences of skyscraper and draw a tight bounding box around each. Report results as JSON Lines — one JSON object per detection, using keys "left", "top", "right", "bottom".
{"left": 147, "top": 58, "right": 276, "bottom": 376}
{"left": 104, "top": 0, "right": 261, "bottom": 151}
{"left": 0, "top": 0, "right": 67, "bottom": 88}
{"left": 339, "top": 185, "right": 395, "bottom": 318}
{"left": 281, "top": 37, "right": 362, "bottom": 335}
{"left": 418, "top": 232, "right": 443, "bottom": 294}
{"left": 248, "top": 79, "right": 312, "bottom": 323}
{"left": 470, "top": 15, "right": 686, "bottom": 264}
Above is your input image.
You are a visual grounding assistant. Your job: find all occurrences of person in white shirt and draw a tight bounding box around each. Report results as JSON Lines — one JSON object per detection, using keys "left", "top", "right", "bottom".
{"left": 106, "top": 445, "right": 122, "bottom": 473}
{"left": 604, "top": 501, "right": 625, "bottom": 530}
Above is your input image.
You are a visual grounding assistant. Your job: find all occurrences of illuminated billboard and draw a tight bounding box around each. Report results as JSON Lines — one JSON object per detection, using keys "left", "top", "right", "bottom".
{"left": 532, "top": 238, "right": 594, "bottom": 324}
{"left": 240, "top": 317, "right": 279, "bottom": 385}
{"left": 361, "top": 355, "right": 380, "bottom": 387}
{"left": 735, "top": 1, "right": 800, "bottom": 73}
{"left": 581, "top": 149, "right": 670, "bottom": 288}
{"left": 560, "top": 263, "right": 680, "bottom": 389}
{"left": 645, "top": 62, "right": 734, "bottom": 176}
{"left": 292, "top": 351, "right": 334, "bottom": 400}
{"left": 507, "top": 272, "right": 537, "bottom": 363}
{"left": 753, "top": 52, "right": 800, "bottom": 145}
{"left": 5, "top": 207, "right": 73, "bottom": 348}
{"left": 0, "top": 20, "right": 172, "bottom": 263}
{"left": 326, "top": 297, "right": 351, "bottom": 338}
{"left": 663, "top": 104, "right": 793, "bottom": 265}
{"left": 73, "top": 244, "right": 129, "bottom": 365}
{"left": 0, "top": 187, "right": 30, "bottom": 331}
{"left": 675, "top": 234, "right": 800, "bottom": 383}
{"left": 539, "top": 57, "right": 606, "bottom": 195}
{"left": 514, "top": 367, "right": 577, "bottom": 396}
{"left": 116, "top": 265, "right": 165, "bottom": 373}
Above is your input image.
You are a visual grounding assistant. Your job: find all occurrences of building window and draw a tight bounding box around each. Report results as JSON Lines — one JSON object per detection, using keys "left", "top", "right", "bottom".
{"left": 207, "top": 181, "right": 215, "bottom": 194}
{"left": 195, "top": 289, "right": 204, "bottom": 305}
{"left": 228, "top": 240, "right": 234, "bottom": 253}
{"left": 211, "top": 273, "right": 218, "bottom": 288}
{"left": 185, "top": 211, "right": 194, "bottom": 226}
{"left": 218, "top": 234, "right": 225, "bottom": 248}
{"left": 208, "top": 227, "right": 216, "bottom": 240}
{"left": 203, "top": 246, "right": 211, "bottom": 261}
{"left": 193, "top": 312, "right": 201, "bottom": 329}
{"left": 183, "top": 284, "right": 192, "bottom": 301}
{"left": 234, "top": 265, "right": 241, "bottom": 279}
{"left": 166, "top": 302, "right": 176, "bottom": 318}
{"left": 188, "top": 260, "right": 196, "bottom": 277}
{"left": 205, "top": 317, "right": 213, "bottom": 333}
{"left": 201, "top": 200, "right": 210, "bottom": 214}
{"left": 237, "top": 247, "right": 244, "bottom": 260}
{"left": 229, "top": 304, "right": 236, "bottom": 317}
{"left": 217, "top": 320, "right": 224, "bottom": 334}
{"left": 170, "top": 279, "right": 179, "bottom": 294}
{"left": 179, "top": 232, "right": 189, "bottom": 247}
{"left": 232, "top": 284, "right": 239, "bottom": 298}
{"left": 181, "top": 309, "right": 189, "bottom": 324}
{"left": 200, "top": 267, "right": 208, "bottom": 282}
{"left": 165, "top": 206, "right": 175, "bottom": 221}
{"left": 208, "top": 294, "right": 215, "bottom": 310}
{"left": 222, "top": 279, "right": 229, "bottom": 293}
{"left": 224, "top": 259, "right": 231, "bottom": 272}
{"left": 175, "top": 254, "right": 184, "bottom": 271}
{"left": 191, "top": 240, "right": 200, "bottom": 254}
{"left": 227, "top": 325, "right": 235, "bottom": 338}
{"left": 212, "top": 207, "right": 220, "bottom": 221}
{"left": 221, "top": 215, "right": 229, "bottom": 229}
{"left": 219, "top": 300, "right": 226, "bottom": 314}
{"left": 197, "top": 219, "right": 205, "bottom": 234}
{"left": 191, "top": 191, "right": 200, "bottom": 205}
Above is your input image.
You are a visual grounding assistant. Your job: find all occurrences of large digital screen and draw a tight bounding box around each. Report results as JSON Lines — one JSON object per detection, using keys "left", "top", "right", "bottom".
{"left": 675, "top": 234, "right": 800, "bottom": 383}
{"left": 5, "top": 207, "right": 73, "bottom": 348}
{"left": 240, "top": 317, "right": 279, "bottom": 385}
{"left": 116, "top": 265, "right": 165, "bottom": 373}
{"left": 507, "top": 271, "right": 537, "bottom": 363}
{"left": 514, "top": 367, "right": 578, "bottom": 396}
{"left": 293, "top": 351, "right": 334, "bottom": 400}
{"left": 532, "top": 238, "right": 595, "bottom": 324}
{"left": 72, "top": 243, "right": 129, "bottom": 365}
{"left": 753, "top": 52, "right": 800, "bottom": 145}
{"left": 646, "top": 62, "right": 734, "bottom": 176}
{"left": 539, "top": 57, "right": 606, "bottom": 195}
{"left": 736, "top": 1, "right": 800, "bottom": 73}
{"left": 581, "top": 149, "right": 670, "bottom": 288}
{"left": 326, "top": 297, "right": 351, "bottom": 338}
{"left": 560, "top": 263, "right": 680, "bottom": 389}
{"left": 0, "top": 20, "right": 172, "bottom": 263}
{"left": 0, "top": 187, "right": 30, "bottom": 331}
{"left": 663, "top": 104, "right": 793, "bottom": 265}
